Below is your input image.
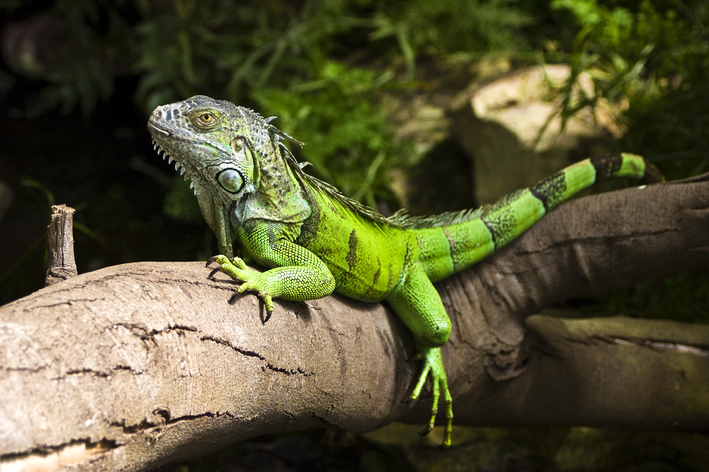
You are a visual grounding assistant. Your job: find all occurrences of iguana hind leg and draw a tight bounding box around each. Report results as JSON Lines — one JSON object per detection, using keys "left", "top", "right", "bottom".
{"left": 386, "top": 262, "right": 454, "bottom": 448}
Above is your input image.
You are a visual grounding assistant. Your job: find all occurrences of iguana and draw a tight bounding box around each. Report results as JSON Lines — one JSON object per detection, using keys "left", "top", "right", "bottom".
{"left": 148, "top": 95, "right": 663, "bottom": 447}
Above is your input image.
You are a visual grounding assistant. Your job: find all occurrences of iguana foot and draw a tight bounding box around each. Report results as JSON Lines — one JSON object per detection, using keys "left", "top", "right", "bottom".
{"left": 207, "top": 255, "right": 275, "bottom": 311}
{"left": 410, "top": 346, "right": 453, "bottom": 448}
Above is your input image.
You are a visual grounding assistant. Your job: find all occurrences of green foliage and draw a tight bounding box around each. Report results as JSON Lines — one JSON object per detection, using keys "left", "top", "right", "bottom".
{"left": 133, "top": 0, "right": 369, "bottom": 113}
{"left": 622, "top": 81, "right": 709, "bottom": 180}
{"left": 3, "top": 0, "right": 535, "bottom": 206}
{"left": 548, "top": 0, "right": 709, "bottom": 178}
{"left": 370, "top": 0, "right": 532, "bottom": 78}
{"left": 551, "top": 0, "right": 633, "bottom": 49}
{"left": 253, "top": 62, "right": 400, "bottom": 207}
{"left": 539, "top": 0, "right": 709, "bottom": 321}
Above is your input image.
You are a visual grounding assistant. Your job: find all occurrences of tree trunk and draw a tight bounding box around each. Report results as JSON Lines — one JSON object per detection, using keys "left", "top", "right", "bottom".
{"left": 1, "top": 175, "right": 707, "bottom": 471}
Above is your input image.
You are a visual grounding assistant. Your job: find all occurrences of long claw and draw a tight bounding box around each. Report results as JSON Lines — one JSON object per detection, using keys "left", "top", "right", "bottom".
{"left": 206, "top": 255, "right": 222, "bottom": 267}
{"left": 442, "top": 398, "right": 453, "bottom": 449}
{"left": 260, "top": 292, "right": 274, "bottom": 312}
{"left": 410, "top": 358, "right": 431, "bottom": 400}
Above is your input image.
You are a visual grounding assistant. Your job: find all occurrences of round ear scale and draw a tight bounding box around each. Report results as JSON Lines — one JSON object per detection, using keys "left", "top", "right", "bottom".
{"left": 216, "top": 168, "right": 245, "bottom": 194}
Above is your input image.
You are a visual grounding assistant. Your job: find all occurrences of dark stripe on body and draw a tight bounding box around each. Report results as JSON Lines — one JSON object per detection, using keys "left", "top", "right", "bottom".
{"left": 346, "top": 229, "right": 358, "bottom": 271}
{"left": 442, "top": 228, "right": 459, "bottom": 271}
{"left": 335, "top": 229, "right": 359, "bottom": 288}
{"left": 642, "top": 161, "right": 664, "bottom": 183}
{"left": 295, "top": 188, "right": 322, "bottom": 248}
{"left": 363, "top": 261, "right": 382, "bottom": 300}
{"left": 528, "top": 186, "right": 549, "bottom": 211}
{"left": 480, "top": 218, "right": 499, "bottom": 250}
{"left": 394, "top": 242, "right": 412, "bottom": 288}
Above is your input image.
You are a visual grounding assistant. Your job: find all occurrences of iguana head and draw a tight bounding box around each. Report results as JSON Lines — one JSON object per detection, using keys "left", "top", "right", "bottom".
{"left": 148, "top": 95, "right": 310, "bottom": 257}
{"left": 148, "top": 95, "right": 265, "bottom": 201}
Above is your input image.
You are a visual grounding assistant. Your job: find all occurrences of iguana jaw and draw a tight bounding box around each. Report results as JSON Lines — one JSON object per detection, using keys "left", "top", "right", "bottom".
{"left": 149, "top": 131, "right": 237, "bottom": 257}
{"left": 149, "top": 111, "right": 209, "bottom": 192}
{"left": 149, "top": 136, "right": 206, "bottom": 200}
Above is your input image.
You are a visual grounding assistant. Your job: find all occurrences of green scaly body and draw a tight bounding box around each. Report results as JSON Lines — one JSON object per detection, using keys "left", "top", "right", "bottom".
{"left": 148, "top": 95, "right": 664, "bottom": 447}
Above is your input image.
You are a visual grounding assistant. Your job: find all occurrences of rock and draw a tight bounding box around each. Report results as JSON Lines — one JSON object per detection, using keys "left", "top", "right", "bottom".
{"left": 452, "top": 64, "right": 624, "bottom": 205}
{"left": 384, "top": 56, "right": 513, "bottom": 213}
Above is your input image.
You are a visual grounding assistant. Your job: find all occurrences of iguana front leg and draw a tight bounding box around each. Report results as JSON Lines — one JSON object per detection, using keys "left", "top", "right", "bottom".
{"left": 386, "top": 262, "right": 454, "bottom": 448}
{"left": 208, "top": 254, "right": 279, "bottom": 310}
{"left": 208, "top": 221, "right": 336, "bottom": 310}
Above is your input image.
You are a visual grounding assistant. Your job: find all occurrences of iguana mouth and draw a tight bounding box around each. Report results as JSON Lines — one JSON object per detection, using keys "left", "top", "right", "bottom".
{"left": 147, "top": 120, "right": 186, "bottom": 173}
{"left": 147, "top": 120, "right": 171, "bottom": 136}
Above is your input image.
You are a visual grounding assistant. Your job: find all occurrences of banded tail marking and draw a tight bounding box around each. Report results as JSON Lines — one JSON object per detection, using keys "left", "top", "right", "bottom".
{"left": 418, "top": 153, "right": 662, "bottom": 281}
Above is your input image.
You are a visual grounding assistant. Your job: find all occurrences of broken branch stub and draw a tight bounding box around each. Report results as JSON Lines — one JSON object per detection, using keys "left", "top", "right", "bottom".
{"left": 45, "top": 204, "right": 78, "bottom": 286}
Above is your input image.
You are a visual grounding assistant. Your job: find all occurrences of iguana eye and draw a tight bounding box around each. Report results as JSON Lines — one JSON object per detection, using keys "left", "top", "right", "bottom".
{"left": 199, "top": 113, "right": 215, "bottom": 123}
{"left": 216, "top": 168, "right": 244, "bottom": 194}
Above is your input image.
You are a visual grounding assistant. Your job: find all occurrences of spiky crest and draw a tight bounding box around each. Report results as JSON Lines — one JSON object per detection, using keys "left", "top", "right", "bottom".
{"left": 276, "top": 142, "right": 397, "bottom": 227}
{"left": 387, "top": 189, "right": 528, "bottom": 229}
{"left": 254, "top": 108, "right": 511, "bottom": 231}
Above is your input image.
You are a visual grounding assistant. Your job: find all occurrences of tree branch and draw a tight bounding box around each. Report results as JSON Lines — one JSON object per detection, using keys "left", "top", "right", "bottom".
{"left": 1, "top": 176, "right": 707, "bottom": 471}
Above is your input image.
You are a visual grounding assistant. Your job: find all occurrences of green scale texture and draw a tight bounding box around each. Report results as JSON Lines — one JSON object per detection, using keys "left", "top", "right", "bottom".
{"left": 148, "top": 95, "right": 664, "bottom": 447}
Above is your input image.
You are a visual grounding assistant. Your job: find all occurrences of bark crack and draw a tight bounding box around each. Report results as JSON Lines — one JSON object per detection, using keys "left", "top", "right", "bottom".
{"left": 114, "top": 322, "right": 198, "bottom": 341}
{"left": 56, "top": 365, "right": 143, "bottom": 379}
{"left": 200, "top": 334, "right": 314, "bottom": 376}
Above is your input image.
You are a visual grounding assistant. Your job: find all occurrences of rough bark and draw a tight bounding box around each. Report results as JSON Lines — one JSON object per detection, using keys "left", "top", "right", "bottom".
{"left": 0, "top": 175, "right": 707, "bottom": 471}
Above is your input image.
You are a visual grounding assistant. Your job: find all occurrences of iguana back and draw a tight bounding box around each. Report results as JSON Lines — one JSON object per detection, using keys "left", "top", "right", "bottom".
{"left": 294, "top": 150, "right": 662, "bottom": 294}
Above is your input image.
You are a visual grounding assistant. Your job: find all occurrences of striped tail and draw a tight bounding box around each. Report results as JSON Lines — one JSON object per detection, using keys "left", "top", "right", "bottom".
{"left": 414, "top": 153, "right": 664, "bottom": 282}
{"left": 529, "top": 153, "right": 664, "bottom": 215}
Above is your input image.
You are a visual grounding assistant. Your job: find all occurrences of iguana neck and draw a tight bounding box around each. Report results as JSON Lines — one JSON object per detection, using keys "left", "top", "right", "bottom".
{"left": 235, "top": 127, "right": 311, "bottom": 226}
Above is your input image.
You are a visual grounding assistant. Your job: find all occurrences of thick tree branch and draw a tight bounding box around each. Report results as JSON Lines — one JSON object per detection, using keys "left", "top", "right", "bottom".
{"left": 475, "top": 314, "right": 709, "bottom": 429}
{"left": 0, "top": 176, "right": 707, "bottom": 471}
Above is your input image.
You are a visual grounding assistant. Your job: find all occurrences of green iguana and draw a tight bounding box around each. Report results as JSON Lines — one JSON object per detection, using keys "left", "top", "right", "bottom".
{"left": 148, "top": 95, "right": 663, "bottom": 447}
